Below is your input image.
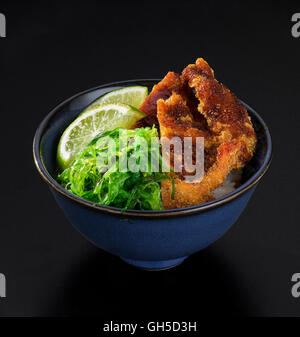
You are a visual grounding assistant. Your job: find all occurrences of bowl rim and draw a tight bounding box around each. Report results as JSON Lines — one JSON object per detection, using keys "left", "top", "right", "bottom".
{"left": 33, "top": 79, "right": 273, "bottom": 218}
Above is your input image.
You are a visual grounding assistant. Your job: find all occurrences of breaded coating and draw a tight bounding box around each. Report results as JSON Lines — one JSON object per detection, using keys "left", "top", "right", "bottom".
{"left": 181, "top": 58, "right": 257, "bottom": 167}
{"left": 157, "top": 58, "right": 257, "bottom": 209}
{"left": 161, "top": 136, "right": 246, "bottom": 209}
{"left": 157, "top": 93, "right": 209, "bottom": 143}
{"left": 135, "top": 72, "right": 182, "bottom": 129}
{"left": 157, "top": 93, "right": 211, "bottom": 176}
{"left": 158, "top": 93, "right": 234, "bottom": 208}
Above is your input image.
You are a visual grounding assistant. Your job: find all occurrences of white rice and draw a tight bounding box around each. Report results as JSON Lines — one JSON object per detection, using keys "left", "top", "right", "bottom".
{"left": 212, "top": 169, "right": 243, "bottom": 199}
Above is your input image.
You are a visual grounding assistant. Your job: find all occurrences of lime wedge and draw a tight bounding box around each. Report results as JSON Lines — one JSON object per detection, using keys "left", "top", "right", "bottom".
{"left": 86, "top": 86, "right": 148, "bottom": 111}
{"left": 57, "top": 103, "right": 145, "bottom": 170}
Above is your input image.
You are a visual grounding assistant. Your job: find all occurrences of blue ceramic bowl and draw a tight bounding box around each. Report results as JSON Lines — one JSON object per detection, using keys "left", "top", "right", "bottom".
{"left": 33, "top": 80, "right": 272, "bottom": 270}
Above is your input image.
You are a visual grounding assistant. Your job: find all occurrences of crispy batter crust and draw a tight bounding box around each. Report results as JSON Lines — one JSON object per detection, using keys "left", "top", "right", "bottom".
{"left": 182, "top": 58, "right": 257, "bottom": 165}
{"left": 157, "top": 94, "right": 210, "bottom": 179}
{"left": 135, "top": 72, "right": 182, "bottom": 129}
{"left": 161, "top": 139, "right": 245, "bottom": 208}
{"left": 157, "top": 93, "right": 208, "bottom": 139}
{"left": 158, "top": 58, "right": 257, "bottom": 209}
{"left": 135, "top": 70, "right": 208, "bottom": 129}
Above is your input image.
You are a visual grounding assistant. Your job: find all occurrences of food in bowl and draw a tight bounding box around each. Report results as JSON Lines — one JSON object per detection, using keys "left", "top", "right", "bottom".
{"left": 56, "top": 58, "right": 257, "bottom": 210}
{"left": 33, "top": 75, "right": 271, "bottom": 270}
{"left": 57, "top": 126, "right": 173, "bottom": 211}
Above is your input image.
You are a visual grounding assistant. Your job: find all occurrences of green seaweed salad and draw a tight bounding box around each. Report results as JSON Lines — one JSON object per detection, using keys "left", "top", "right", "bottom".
{"left": 57, "top": 127, "right": 174, "bottom": 211}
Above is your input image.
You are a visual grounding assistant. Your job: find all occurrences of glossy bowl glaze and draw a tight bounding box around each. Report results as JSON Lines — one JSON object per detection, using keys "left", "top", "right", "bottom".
{"left": 33, "top": 80, "right": 272, "bottom": 270}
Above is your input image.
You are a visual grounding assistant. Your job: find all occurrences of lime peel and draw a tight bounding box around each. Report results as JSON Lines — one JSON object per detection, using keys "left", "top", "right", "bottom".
{"left": 57, "top": 103, "right": 145, "bottom": 170}
{"left": 86, "top": 86, "right": 148, "bottom": 111}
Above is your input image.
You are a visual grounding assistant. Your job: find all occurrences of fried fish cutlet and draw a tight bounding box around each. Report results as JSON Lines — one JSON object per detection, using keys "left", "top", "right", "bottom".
{"left": 157, "top": 93, "right": 212, "bottom": 208}
{"left": 158, "top": 58, "right": 257, "bottom": 209}
{"left": 161, "top": 138, "right": 245, "bottom": 209}
{"left": 181, "top": 58, "right": 257, "bottom": 167}
{"left": 158, "top": 94, "right": 242, "bottom": 208}
{"left": 157, "top": 93, "right": 210, "bottom": 179}
{"left": 134, "top": 72, "right": 182, "bottom": 129}
{"left": 135, "top": 70, "right": 208, "bottom": 130}
{"left": 157, "top": 93, "right": 209, "bottom": 143}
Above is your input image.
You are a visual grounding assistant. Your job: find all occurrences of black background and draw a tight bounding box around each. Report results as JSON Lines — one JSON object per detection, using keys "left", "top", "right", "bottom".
{"left": 0, "top": 0, "right": 299, "bottom": 319}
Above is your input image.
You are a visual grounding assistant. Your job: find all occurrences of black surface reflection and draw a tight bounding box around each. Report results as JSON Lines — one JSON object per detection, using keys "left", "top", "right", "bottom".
{"left": 49, "top": 248, "right": 253, "bottom": 317}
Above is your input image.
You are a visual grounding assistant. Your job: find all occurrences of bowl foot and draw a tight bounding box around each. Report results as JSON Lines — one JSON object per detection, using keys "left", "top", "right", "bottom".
{"left": 120, "top": 256, "right": 188, "bottom": 271}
